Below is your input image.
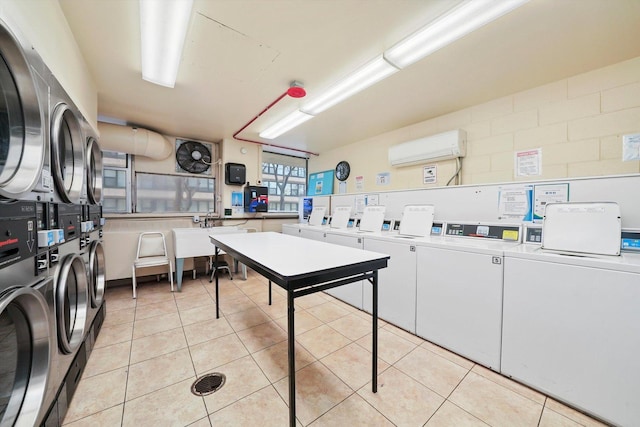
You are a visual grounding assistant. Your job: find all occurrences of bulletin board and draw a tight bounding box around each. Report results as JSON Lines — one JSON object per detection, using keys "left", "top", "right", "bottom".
{"left": 307, "top": 170, "right": 334, "bottom": 196}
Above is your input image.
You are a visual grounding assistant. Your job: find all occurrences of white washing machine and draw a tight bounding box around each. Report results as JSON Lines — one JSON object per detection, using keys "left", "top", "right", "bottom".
{"left": 0, "top": 200, "right": 55, "bottom": 426}
{"left": 0, "top": 17, "right": 53, "bottom": 202}
{"left": 47, "top": 73, "right": 85, "bottom": 205}
{"left": 362, "top": 233, "right": 421, "bottom": 333}
{"left": 324, "top": 230, "right": 365, "bottom": 310}
{"left": 501, "top": 227, "right": 640, "bottom": 426}
{"left": 414, "top": 222, "right": 522, "bottom": 371}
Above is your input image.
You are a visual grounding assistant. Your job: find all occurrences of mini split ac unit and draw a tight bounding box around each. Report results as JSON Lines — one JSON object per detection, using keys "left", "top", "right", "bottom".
{"left": 388, "top": 129, "right": 466, "bottom": 167}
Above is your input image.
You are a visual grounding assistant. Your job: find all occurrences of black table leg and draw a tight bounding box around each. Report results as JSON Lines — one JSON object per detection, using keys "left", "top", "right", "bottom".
{"left": 215, "top": 247, "right": 220, "bottom": 319}
{"left": 372, "top": 270, "right": 378, "bottom": 393}
{"left": 268, "top": 280, "right": 272, "bottom": 305}
{"left": 287, "top": 289, "right": 296, "bottom": 427}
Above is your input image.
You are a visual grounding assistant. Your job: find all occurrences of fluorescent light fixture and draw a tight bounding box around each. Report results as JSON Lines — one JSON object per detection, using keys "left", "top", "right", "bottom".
{"left": 259, "top": 0, "right": 527, "bottom": 138}
{"left": 301, "top": 55, "right": 399, "bottom": 115}
{"left": 140, "top": 0, "right": 194, "bottom": 88}
{"left": 385, "top": 0, "right": 529, "bottom": 69}
{"left": 259, "top": 110, "right": 314, "bottom": 140}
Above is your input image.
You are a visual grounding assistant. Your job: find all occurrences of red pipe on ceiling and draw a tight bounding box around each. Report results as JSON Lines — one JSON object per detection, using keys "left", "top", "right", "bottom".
{"left": 233, "top": 86, "right": 319, "bottom": 157}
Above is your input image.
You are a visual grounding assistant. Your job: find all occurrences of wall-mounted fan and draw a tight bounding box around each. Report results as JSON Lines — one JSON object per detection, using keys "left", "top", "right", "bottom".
{"left": 175, "top": 139, "right": 212, "bottom": 174}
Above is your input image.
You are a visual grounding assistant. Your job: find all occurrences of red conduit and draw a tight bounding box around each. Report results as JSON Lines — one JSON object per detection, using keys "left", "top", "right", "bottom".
{"left": 233, "top": 89, "right": 319, "bottom": 157}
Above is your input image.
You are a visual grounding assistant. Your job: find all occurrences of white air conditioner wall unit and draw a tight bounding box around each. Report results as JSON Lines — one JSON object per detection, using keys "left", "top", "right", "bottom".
{"left": 388, "top": 129, "right": 466, "bottom": 167}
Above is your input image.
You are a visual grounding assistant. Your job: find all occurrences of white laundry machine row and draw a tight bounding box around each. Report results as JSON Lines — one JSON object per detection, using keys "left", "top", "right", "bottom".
{"left": 501, "top": 227, "right": 640, "bottom": 426}
{"left": 284, "top": 220, "right": 520, "bottom": 370}
{"left": 283, "top": 223, "right": 383, "bottom": 311}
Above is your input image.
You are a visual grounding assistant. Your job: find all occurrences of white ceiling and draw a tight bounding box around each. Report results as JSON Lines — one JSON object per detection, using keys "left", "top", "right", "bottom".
{"left": 59, "top": 0, "right": 640, "bottom": 157}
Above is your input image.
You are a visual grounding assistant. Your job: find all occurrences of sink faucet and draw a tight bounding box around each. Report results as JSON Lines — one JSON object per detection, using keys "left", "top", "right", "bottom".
{"left": 203, "top": 210, "right": 215, "bottom": 228}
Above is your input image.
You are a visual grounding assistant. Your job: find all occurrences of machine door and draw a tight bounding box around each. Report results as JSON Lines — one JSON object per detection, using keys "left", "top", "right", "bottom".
{"left": 88, "top": 240, "right": 105, "bottom": 308}
{"left": 85, "top": 137, "right": 102, "bottom": 204}
{"left": 55, "top": 254, "right": 88, "bottom": 354}
{"left": 0, "top": 20, "right": 45, "bottom": 199}
{"left": 50, "top": 103, "right": 84, "bottom": 203}
{"left": 0, "top": 286, "right": 51, "bottom": 426}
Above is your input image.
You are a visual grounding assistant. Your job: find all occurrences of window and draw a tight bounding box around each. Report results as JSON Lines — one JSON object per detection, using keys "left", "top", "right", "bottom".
{"left": 102, "top": 151, "right": 131, "bottom": 213}
{"left": 101, "top": 138, "right": 220, "bottom": 215}
{"left": 135, "top": 173, "right": 215, "bottom": 213}
{"left": 261, "top": 151, "right": 307, "bottom": 213}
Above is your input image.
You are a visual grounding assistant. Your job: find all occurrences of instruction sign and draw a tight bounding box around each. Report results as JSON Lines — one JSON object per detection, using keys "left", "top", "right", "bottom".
{"left": 515, "top": 148, "right": 542, "bottom": 177}
{"left": 533, "top": 183, "right": 569, "bottom": 221}
{"left": 498, "top": 185, "right": 533, "bottom": 221}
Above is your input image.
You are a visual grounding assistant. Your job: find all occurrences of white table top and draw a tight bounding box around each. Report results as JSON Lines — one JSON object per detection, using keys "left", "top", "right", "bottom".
{"left": 210, "top": 232, "right": 389, "bottom": 289}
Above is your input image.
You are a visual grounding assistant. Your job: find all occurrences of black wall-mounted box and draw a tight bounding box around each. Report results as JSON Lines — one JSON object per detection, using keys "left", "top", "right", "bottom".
{"left": 244, "top": 186, "right": 268, "bottom": 212}
{"left": 225, "top": 163, "right": 246, "bottom": 185}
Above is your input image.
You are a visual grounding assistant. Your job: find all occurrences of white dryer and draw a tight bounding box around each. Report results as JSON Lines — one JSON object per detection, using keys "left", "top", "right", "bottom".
{"left": 501, "top": 227, "right": 640, "bottom": 426}
{"left": 414, "top": 222, "right": 522, "bottom": 371}
{"left": 0, "top": 17, "right": 53, "bottom": 202}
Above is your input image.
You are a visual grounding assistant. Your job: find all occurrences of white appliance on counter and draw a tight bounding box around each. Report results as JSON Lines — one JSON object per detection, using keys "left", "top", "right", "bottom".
{"left": 501, "top": 224, "right": 640, "bottom": 426}
{"left": 415, "top": 222, "right": 522, "bottom": 371}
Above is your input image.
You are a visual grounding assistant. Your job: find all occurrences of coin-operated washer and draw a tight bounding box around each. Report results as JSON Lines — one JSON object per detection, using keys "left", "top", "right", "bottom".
{"left": 413, "top": 221, "right": 522, "bottom": 371}
{"left": 82, "top": 204, "right": 106, "bottom": 345}
{"left": 46, "top": 203, "right": 89, "bottom": 425}
{"left": 501, "top": 202, "right": 640, "bottom": 426}
{"left": 0, "top": 201, "right": 54, "bottom": 426}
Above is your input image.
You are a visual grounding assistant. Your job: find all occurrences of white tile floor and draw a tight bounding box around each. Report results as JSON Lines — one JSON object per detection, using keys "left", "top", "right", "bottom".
{"left": 63, "top": 271, "right": 609, "bottom": 426}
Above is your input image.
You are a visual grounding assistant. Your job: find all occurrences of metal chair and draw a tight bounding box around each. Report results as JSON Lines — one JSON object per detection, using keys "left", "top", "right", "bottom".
{"left": 209, "top": 250, "right": 233, "bottom": 282}
{"left": 132, "top": 231, "right": 174, "bottom": 298}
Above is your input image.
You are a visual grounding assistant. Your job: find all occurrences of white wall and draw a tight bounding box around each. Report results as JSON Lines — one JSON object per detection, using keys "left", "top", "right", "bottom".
{"left": 0, "top": 0, "right": 98, "bottom": 129}
{"left": 310, "top": 56, "right": 640, "bottom": 192}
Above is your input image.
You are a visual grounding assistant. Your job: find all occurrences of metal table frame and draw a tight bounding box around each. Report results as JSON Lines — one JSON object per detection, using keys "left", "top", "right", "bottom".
{"left": 210, "top": 233, "right": 388, "bottom": 427}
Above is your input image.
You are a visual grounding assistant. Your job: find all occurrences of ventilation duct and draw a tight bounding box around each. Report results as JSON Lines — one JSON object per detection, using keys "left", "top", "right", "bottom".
{"left": 97, "top": 122, "right": 172, "bottom": 160}
{"left": 388, "top": 129, "right": 466, "bottom": 167}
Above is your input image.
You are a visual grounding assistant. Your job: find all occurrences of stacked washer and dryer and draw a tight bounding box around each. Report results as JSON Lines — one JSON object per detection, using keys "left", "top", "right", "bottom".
{"left": 0, "top": 16, "right": 105, "bottom": 427}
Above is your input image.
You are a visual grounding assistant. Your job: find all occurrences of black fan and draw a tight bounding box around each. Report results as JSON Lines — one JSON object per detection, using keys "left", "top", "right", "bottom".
{"left": 176, "top": 140, "right": 212, "bottom": 174}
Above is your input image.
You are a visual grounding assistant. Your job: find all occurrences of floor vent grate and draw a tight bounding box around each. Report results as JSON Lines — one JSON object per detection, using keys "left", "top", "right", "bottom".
{"left": 191, "top": 372, "right": 226, "bottom": 396}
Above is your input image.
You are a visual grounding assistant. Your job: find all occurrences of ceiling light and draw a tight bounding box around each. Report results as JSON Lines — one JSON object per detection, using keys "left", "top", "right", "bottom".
{"left": 140, "top": 0, "right": 194, "bottom": 88}
{"left": 385, "top": 0, "right": 529, "bottom": 69}
{"left": 259, "top": 0, "right": 527, "bottom": 139}
{"left": 301, "top": 55, "right": 399, "bottom": 115}
{"left": 259, "top": 110, "right": 314, "bottom": 140}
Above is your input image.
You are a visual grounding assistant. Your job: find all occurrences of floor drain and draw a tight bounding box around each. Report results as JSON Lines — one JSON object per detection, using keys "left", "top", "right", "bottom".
{"left": 191, "top": 373, "right": 226, "bottom": 396}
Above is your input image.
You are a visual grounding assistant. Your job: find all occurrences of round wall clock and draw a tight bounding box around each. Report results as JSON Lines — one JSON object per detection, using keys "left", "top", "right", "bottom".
{"left": 335, "top": 161, "right": 351, "bottom": 181}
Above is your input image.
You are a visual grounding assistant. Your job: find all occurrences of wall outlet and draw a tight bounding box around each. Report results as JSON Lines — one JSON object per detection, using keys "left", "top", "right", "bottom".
{"left": 193, "top": 215, "right": 200, "bottom": 223}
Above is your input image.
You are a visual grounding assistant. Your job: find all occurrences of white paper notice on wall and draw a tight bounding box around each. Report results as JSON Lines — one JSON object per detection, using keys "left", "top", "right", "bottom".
{"left": 622, "top": 133, "right": 640, "bottom": 161}
{"left": 515, "top": 148, "right": 542, "bottom": 176}
{"left": 423, "top": 165, "right": 437, "bottom": 184}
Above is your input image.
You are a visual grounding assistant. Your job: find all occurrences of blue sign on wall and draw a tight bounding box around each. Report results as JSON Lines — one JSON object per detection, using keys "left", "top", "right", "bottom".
{"left": 307, "top": 170, "right": 334, "bottom": 196}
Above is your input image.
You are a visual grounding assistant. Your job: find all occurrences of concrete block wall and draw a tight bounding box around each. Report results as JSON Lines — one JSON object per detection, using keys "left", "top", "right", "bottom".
{"left": 310, "top": 56, "right": 640, "bottom": 192}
